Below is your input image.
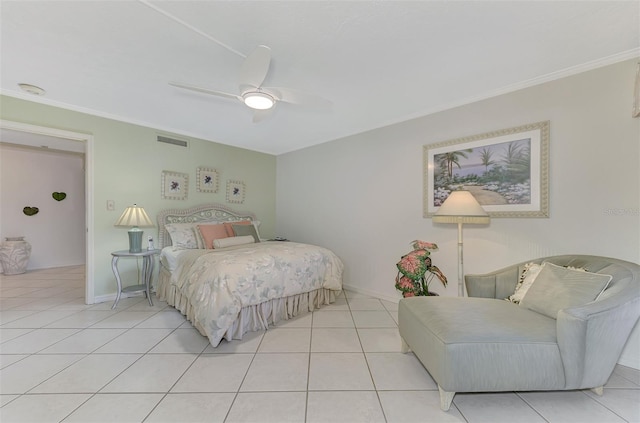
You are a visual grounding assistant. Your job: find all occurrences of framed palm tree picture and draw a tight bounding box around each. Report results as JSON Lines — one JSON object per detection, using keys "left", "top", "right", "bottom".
{"left": 423, "top": 121, "right": 549, "bottom": 218}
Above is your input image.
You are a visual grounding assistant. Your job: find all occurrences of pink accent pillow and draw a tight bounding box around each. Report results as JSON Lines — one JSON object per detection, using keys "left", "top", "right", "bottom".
{"left": 223, "top": 220, "right": 251, "bottom": 237}
{"left": 197, "top": 224, "right": 229, "bottom": 249}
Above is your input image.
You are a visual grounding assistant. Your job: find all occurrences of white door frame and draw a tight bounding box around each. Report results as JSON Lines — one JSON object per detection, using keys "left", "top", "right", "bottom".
{"left": 0, "top": 120, "right": 95, "bottom": 303}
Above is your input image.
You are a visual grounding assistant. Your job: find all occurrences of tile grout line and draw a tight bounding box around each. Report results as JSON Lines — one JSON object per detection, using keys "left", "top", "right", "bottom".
{"left": 352, "top": 297, "right": 389, "bottom": 423}
{"left": 304, "top": 303, "right": 315, "bottom": 423}
{"left": 221, "top": 331, "right": 266, "bottom": 422}
{"left": 2, "top": 275, "right": 640, "bottom": 422}
{"left": 140, "top": 330, "right": 210, "bottom": 422}
{"left": 17, "top": 304, "right": 182, "bottom": 420}
{"left": 577, "top": 389, "right": 633, "bottom": 423}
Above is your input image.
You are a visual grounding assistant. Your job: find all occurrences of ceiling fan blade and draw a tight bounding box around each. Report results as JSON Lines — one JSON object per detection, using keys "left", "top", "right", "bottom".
{"left": 265, "top": 86, "right": 332, "bottom": 109}
{"left": 238, "top": 45, "right": 271, "bottom": 90}
{"left": 252, "top": 107, "right": 275, "bottom": 124}
{"left": 169, "top": 82, "right": 242, "bottom": 101}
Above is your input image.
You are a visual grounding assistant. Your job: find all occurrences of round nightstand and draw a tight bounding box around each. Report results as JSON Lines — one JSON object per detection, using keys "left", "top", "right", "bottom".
{"left": 110, "top": 249, "right": 160, "bottom": 309}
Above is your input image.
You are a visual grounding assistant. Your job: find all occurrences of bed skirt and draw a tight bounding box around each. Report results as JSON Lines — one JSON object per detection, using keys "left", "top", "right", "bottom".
{"left": 156, "top": 265, "right": 339, "bottom": 345}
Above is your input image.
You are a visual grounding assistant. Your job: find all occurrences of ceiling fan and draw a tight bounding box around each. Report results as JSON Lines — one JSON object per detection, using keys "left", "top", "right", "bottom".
{"left": 170, "top": 45, "right": 331, "bottom": 122}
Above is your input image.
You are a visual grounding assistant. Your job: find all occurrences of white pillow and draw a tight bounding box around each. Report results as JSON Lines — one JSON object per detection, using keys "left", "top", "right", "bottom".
{"left": 213, "top": 235, "right": 255, "bottom": 249}
{"left": 507, "top": 262, "right": 542, "bottom": 304}
{"left": 165, "top": 223, "right": 199, "bottom": 250}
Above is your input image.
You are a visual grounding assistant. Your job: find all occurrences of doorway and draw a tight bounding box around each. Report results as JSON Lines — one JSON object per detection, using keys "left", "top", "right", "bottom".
{"left": 0, "top": 120, "right": 95, "bottom": 303}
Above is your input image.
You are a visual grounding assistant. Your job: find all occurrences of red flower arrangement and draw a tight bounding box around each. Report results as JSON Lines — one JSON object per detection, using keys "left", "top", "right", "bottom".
{"left": 395, "top": 240, "right": 447, "bottom": 297}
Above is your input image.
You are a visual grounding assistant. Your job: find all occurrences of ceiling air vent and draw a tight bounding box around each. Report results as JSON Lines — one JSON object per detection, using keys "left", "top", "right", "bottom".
{"left": 157, "top": 135, "right": 188, "bottom": 148}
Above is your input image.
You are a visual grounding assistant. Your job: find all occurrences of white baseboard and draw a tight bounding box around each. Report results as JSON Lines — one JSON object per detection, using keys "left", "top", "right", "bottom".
{"left": 618, "top": 354, "right": 639, "bottom": 370}
{"left": 342, "top": 283, "right": 400, "bottom": 304}
{"left": 92, "top": 291, "right": 147, "bottom": 305}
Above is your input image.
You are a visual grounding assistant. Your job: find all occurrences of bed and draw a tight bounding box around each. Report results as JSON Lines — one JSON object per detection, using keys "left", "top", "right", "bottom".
{"left": 155, "top": 203, "right": 344, "bottom": 346}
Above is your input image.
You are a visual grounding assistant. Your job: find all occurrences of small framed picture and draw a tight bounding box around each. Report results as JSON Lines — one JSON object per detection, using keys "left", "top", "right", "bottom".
{"left": 196, "top": 167, "right": 219, "bottom": 193}
{"left": 226, "top": 180, "right": 245, "bottom": 204}
{"left": 161, "top": 170, "right": 189, "bottom": 200}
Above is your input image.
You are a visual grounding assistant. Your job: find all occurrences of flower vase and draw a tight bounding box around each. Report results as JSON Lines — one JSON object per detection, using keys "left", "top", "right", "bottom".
{"left": 0, "top": 237, "right": 32, "bottom": 275}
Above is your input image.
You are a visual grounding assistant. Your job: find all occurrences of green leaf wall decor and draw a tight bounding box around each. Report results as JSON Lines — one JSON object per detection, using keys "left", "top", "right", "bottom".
{"left": 23, "top": 207, "right": 39, "bottom": 216}
{"left": 52, "top": 192, "right": 67, "bottom": 201}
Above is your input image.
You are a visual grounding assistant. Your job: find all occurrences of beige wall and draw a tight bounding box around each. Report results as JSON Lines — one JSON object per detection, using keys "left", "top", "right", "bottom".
{"left": 276, "top": 59, "right": 640, "bottom": 367}
{"left": 0, "top": 96, "right": 277, "bottom": 299}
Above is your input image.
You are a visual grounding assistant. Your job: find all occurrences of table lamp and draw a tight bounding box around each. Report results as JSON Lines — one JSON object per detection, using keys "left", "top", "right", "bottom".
{"left": 114, "top": 204, "right": 154, "bottom": 253}
{"left": 433, "top": 190, "right": 489, "bottom": 296}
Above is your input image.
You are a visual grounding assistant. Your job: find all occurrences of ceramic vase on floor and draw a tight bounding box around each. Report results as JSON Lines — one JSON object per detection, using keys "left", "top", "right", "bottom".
{"left": 0, "top": 237, "right": 32, "bottom": 275}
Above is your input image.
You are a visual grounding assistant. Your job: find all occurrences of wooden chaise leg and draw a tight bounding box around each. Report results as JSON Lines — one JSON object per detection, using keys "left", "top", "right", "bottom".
{"left": 590, "top": 386, "right": 604, "bottom": 396}
{"left": 400, "top": 337, "right": 411, "bottom": 353}
{"left": 438, "top": 385, "right": 455, "bottom": 411}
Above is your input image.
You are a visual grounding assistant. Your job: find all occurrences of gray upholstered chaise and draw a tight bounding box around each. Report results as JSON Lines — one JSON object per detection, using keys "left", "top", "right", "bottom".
{"left": 398, "top": 255, "right": 640, "bottom": 411}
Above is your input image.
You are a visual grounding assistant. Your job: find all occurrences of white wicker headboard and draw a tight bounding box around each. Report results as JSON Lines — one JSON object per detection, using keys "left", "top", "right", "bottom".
{"left": 157, "top": 203, "right": 256, "bottom": 248}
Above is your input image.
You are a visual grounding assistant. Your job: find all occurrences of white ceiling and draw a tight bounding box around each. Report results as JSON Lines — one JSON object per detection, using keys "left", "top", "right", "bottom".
{"left": 1, "top": 1, "right": 638, "bottom": 155}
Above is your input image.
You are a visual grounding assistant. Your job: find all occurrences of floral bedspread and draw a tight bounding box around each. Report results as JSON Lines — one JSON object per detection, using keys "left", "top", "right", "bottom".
{"left": 170, "top": 241, "right": 343, "bottom": 345}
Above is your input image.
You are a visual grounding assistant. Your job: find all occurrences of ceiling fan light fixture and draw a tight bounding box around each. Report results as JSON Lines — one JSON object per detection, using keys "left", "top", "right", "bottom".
{"left": 243, "top": 91, "right": 275, "bottom": 110}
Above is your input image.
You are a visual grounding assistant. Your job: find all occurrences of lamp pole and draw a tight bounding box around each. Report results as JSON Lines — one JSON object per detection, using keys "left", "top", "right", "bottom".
{"left": 457, "top": 221, "right": 464, "bottom": 297}
{"left": 432, "top": 190, "right": 490, "bottom": 297}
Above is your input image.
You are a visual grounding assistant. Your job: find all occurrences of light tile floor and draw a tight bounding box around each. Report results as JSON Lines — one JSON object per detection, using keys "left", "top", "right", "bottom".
{"left": 1, "top": 265, "right": 639, "bottom": 423}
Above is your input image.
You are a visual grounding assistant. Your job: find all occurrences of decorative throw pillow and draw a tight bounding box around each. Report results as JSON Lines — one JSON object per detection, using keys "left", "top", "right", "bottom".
{"left": 165, "top": 223, "right": 199, "bottom": 250}
{"left": 197, "top": 224, "right": 229, "bottom": 249}
{"left": 213, "top": 235, "right": 255, "bottom": 249}
{"left": 232, "top": 224, "right": 261, "bottom": 242}
{"left": 223, "top": 220, "right": 251, "bottom": 237}
{"left": 519, "top": 262, "right": 613, "bottom": 319}
{"left": 192, "top": 222, "right": 223, "bottom": 248}
{"left": 223, "top": 220, "right": 262, "bottom": 240}
{"left": 507, "top": 262, "right": 543, "bottom": 304}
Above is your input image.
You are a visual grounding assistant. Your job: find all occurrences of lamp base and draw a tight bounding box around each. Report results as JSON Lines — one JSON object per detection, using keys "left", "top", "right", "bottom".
{"left": 128, "top": 229, "right": 144, "bottom": 253}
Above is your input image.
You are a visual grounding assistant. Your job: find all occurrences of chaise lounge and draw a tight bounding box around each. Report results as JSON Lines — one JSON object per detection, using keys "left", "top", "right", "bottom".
{"left": 398, "top": 255, "right": 640, "bottom": 411}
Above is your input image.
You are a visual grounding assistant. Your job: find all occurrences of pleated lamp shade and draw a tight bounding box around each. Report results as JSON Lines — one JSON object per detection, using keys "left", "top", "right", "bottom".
{"left": 114, "top": 204, "right": 154, "bottom": 253}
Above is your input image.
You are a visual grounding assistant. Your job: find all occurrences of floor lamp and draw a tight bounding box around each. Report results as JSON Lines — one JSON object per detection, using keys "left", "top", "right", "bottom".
{"left": 433, "top": 191, "right": 489, "bottom": 297}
